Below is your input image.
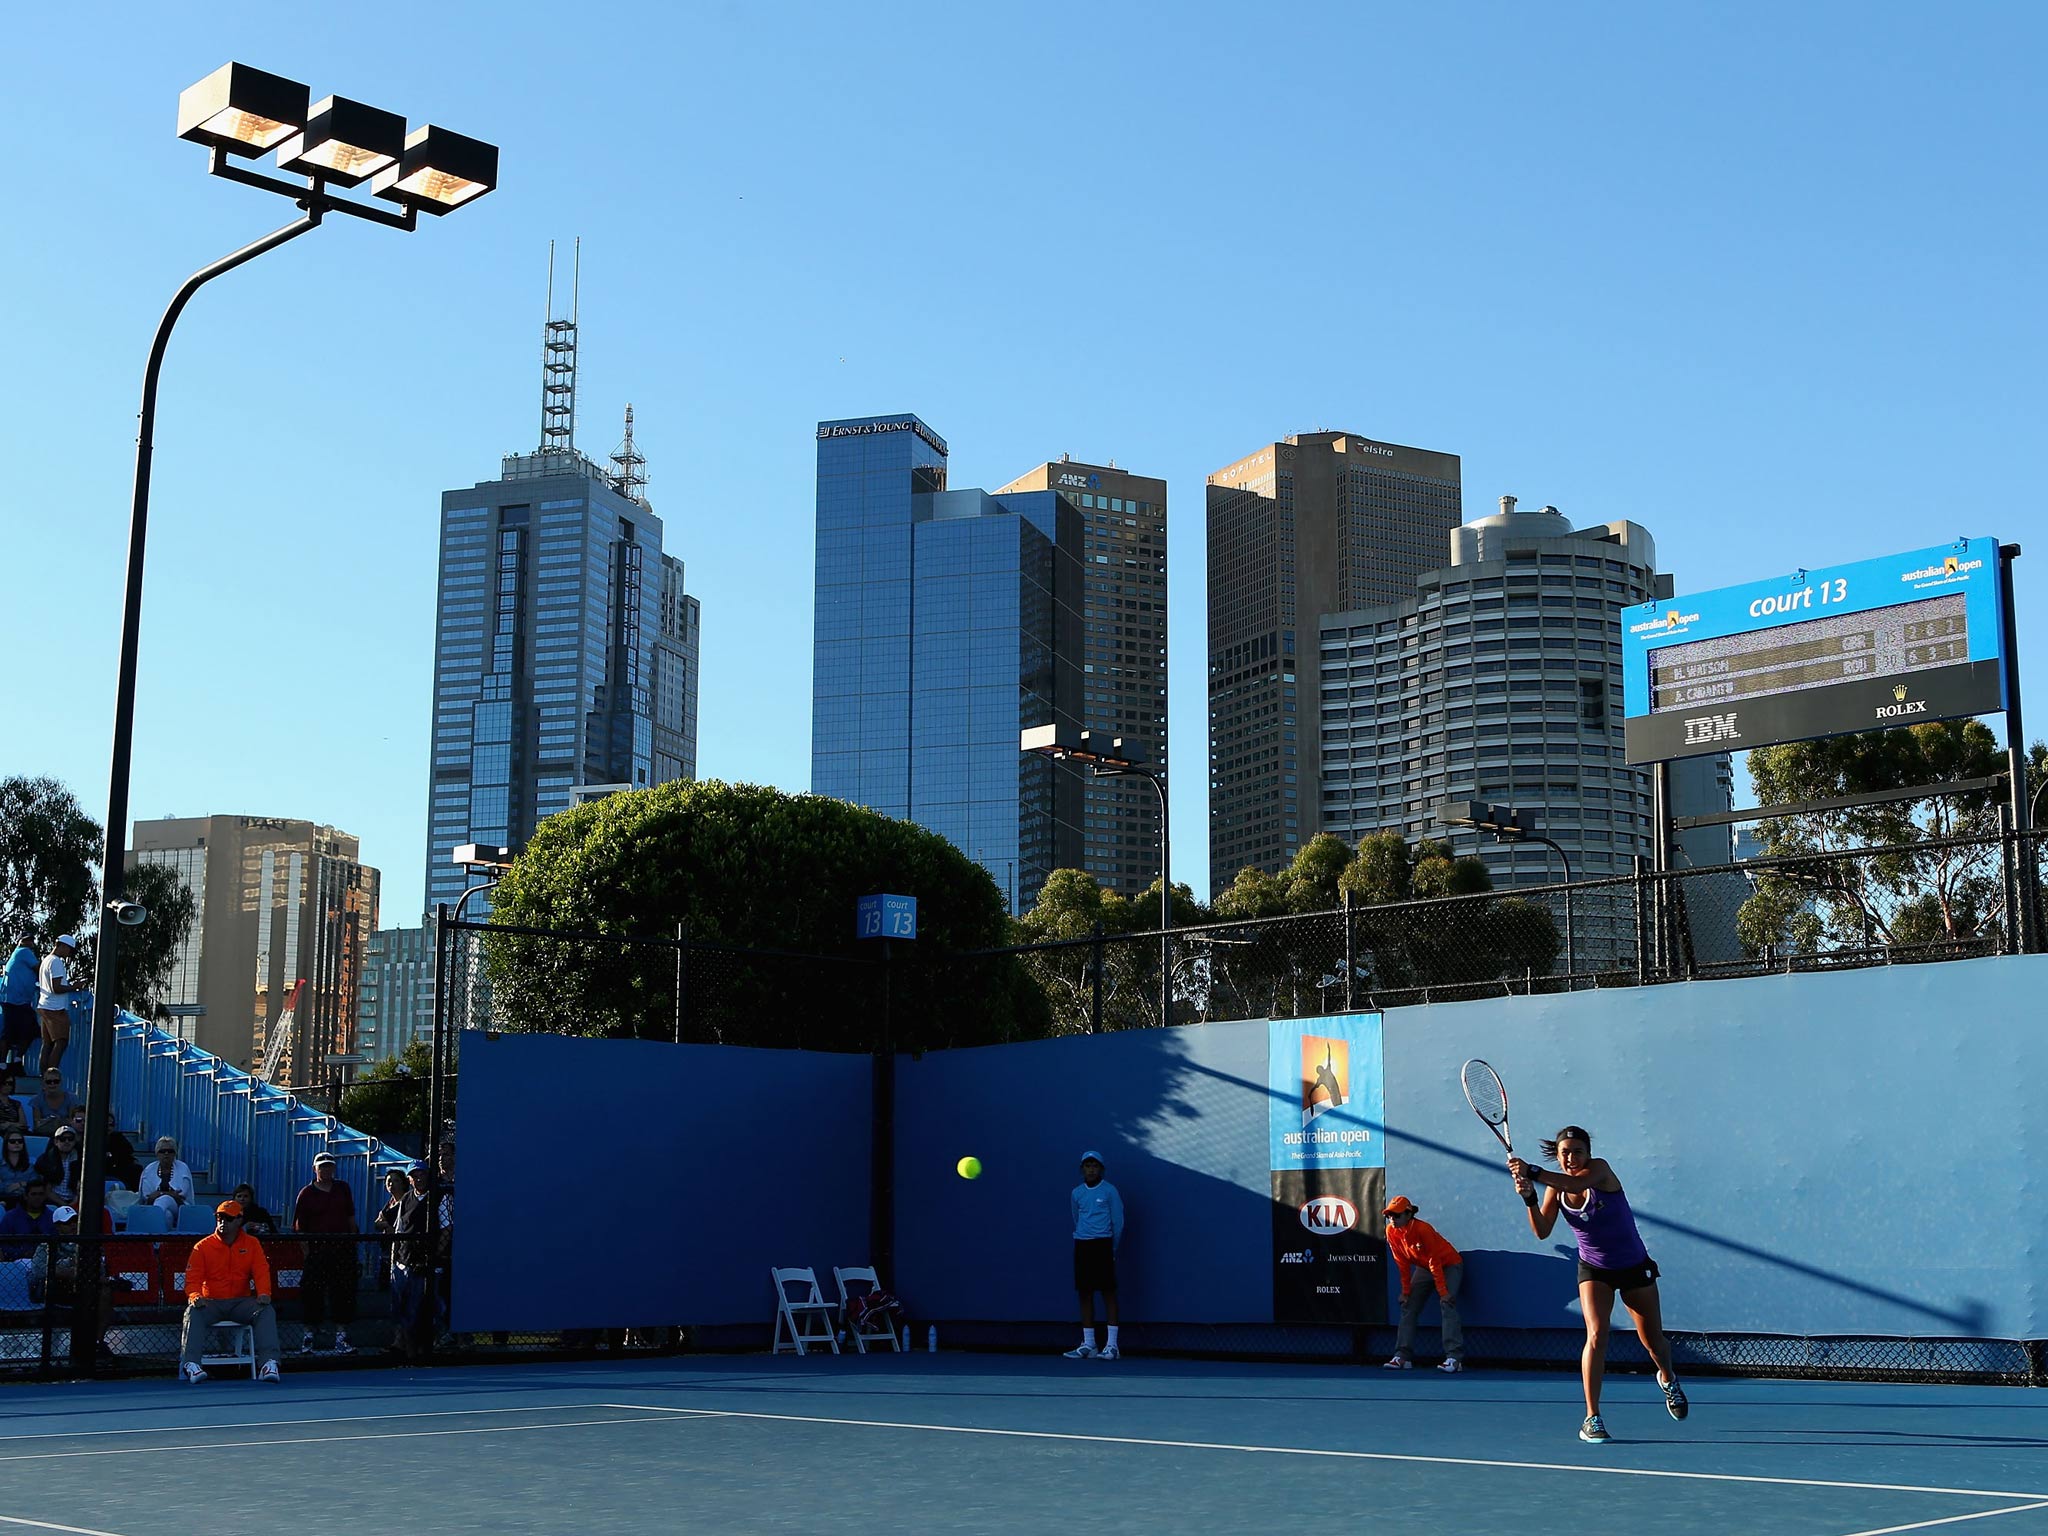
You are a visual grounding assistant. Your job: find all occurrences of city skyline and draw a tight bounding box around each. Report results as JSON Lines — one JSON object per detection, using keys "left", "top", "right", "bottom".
{"left": 6, "top": 5, "right": 2044, "bottom": 908}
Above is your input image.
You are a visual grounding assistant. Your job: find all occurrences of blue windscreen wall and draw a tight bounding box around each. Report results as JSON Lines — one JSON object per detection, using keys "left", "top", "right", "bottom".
{"left": 896, "top": 955, "right": 2048, "bottom": 1339}
{"left": 452, "top": 1031, "right": 872, "bottom": 1331}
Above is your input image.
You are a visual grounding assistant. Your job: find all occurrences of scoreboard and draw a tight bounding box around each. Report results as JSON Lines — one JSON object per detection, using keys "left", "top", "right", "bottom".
{"left": 1621, "top": 538, "right": 2007, "bottom": 763}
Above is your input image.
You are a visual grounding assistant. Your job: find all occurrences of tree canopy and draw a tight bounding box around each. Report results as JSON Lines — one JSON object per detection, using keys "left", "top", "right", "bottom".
{"left": 483, "top": 779, "right": 1047, "bottom": 1050}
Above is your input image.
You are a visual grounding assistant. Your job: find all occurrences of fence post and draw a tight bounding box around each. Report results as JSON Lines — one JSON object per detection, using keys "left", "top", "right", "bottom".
{"left": 1632, "top": 856, "right": 1648, "bottom": 986}
{"left": 1090, "top": 922, "right": 1105, "bottom": 1035}
{"left": 1342, "top": 891, "right": 1355, "bottom": 1013}
{"left": 673, "top": 922, "right": 688, "bottom": 1044}
{"left": 871, "top": 940, "right": 894, "bottom": 1285}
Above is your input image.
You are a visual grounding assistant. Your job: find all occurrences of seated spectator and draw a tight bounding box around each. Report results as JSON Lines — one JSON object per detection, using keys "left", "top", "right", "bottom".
{"left": 104, "top": 1113, "right": 141, "bottom": 1191}
{"left": 0, "top": 1069, "right": 26, "bottom": 1136}
{"left": 34, "top": 1124, "right": 81, "bottom": 1202}
{"left": 232, "top": 1184, "right": 278, "bottom": 1236}
{"left": 138, "top": 1137, "right": 194, "bottom": 1220}
{"left": 29, "top": 1070, "right": 80, "bottom": 1136}
{"left": 0, "top": 1177, "right": 54, "bottom": 1260}
{"left": 179, "top": 1200, "right": 282, "bottom": 1384}
{"left": 0, "top": 1131, "right": 34, "bottom": 1208}
{"left": 33, "top": 1204, "right": 120, "bottom": 1356}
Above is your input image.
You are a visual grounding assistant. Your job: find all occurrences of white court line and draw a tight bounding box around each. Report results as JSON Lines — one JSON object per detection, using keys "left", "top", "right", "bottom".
{"left": 601, "top": 1404, "right": 2048, "bottom": 1505}
{"left": 1836, "top": 1503, "right": 2048, "bottom": 1536}
{"left": 0, "top": 1401, "right": 622, "bottom": 1445}
{"left": 0, "top": 1516, "right": 135, "bottom": 1535}
{"left": 0, "top": 1413, "right": 675, "bottom": 1464}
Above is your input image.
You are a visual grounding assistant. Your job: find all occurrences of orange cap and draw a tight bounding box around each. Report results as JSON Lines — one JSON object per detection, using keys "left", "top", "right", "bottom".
{"left": 215, "top": 1199, "right": 244, "bottom": 1218}
{"left": 1382, "top": 1195, "right": 1418, "bottom": 1217}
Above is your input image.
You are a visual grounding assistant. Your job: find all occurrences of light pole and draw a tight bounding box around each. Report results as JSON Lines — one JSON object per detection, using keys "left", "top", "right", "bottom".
{"left": 73, "top": 64, "right": 497, "bottom": 1371}
{"left": 1436, "top": 799, "right": 1576, "bottom": 985}
{"left": 1023, "top": 725, "right": 1172, "bottom": 1025}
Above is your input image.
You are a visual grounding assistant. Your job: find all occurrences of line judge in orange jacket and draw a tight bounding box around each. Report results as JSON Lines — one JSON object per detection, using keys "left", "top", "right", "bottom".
{"left": 1381, "top": 1195, "right": 1465, "bottom": 1373}
{"left": 178, "top": 1199, "right": 282, "bottom": 1383}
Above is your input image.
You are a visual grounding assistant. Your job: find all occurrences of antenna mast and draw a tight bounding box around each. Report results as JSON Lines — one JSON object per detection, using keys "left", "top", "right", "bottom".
{"left": 540, "top": 237, "right": 580, "bottom": 454}
{"left": 610, "top": 403, "right": 648, "bottom": 504}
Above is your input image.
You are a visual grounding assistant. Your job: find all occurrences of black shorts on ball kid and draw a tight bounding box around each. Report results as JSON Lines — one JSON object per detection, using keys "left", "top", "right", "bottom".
{"left": 1073, "top": 1236, "right": 1117, "bottom": 1293}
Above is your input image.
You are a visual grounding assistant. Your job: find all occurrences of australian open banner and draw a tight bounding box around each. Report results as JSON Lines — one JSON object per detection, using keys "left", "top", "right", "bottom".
{"left": 1269, "top": 1015, "right": 1388, "bottom": 1324}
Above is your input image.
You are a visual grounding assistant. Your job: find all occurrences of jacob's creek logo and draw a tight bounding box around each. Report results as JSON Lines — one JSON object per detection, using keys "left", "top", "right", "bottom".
{"left": 1684, "top": 712, "right": 1741, "bottom": 745}
{"left": 1299, "top": 1197, "right": 1358, "bottom": 1235}
{"left": 1877, "top": 684, "right": 1929, "bottom": 720}
{"left": 1902, "top": 554, "right": 1983, "bottom": 584}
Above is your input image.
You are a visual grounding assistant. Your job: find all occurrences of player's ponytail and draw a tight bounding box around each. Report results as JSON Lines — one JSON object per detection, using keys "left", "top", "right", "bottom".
{"left": 1539, "top": 1126, "right": 1592, "bottom": 1164}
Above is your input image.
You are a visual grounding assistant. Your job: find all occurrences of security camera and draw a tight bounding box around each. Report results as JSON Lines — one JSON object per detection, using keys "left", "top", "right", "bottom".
{"left": 107, "top": 901, "right": 150, "bottom": 928}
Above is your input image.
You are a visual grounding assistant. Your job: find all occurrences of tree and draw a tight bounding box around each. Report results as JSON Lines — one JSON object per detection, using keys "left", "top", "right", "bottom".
{"left": 485, "top": 779, "right": 1047, "bottom": 1051}
{"left": 336, "top": 1039, "right": 434, "bottom": 1153}
{"left": 0, "top": 776, "right": 98, "bottom": 949}
{"left": 1739, "top": 722, "right": 2020, "bottom": 958}
{"left": 0, "top": 775, "right": 196, "bottom": 1015}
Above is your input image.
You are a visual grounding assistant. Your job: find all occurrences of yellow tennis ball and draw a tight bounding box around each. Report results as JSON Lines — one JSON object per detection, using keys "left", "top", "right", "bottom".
{"left": 956, "top": 1155, "right": 982, "bottom": 1180}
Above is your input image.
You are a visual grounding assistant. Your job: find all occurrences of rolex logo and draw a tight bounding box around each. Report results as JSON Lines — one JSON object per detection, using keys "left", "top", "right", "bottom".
{"left": 1893, "top": 684, "right": 1908, "bottom": 702}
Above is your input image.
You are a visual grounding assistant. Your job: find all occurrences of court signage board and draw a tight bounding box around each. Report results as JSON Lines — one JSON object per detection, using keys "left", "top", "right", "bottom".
{"left": 1620, "top": 537, "right": 2007, "bottom": 763}
{"left": 1267, "top": 1015, "right": 1387, "bottom": 1325}
{"left": 856, "top": 893, "right": 917, "bottom": 940}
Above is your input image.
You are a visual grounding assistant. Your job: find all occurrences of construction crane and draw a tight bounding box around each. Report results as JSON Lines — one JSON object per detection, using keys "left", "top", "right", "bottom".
{"left": 258, "top": 979, "right": 308, "bottom": 1083}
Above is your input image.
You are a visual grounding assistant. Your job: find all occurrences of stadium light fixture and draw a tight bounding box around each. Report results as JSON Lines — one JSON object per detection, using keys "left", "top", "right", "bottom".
{"left": 176, "top": 63, "right": 309, "bottom": 156}
{"left": 1436, "top": 801, "right": 1575, "bottom": 984}
{"left": 276, "top": 94, "right": 407, "bottom": 186}
{"left": 372, "top": 125, "right": 499, "bottom": 214}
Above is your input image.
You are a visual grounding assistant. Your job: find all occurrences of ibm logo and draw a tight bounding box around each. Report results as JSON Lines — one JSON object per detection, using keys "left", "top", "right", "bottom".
{"left": 1684, "top": 712, "right": 1741, "bottom": 746}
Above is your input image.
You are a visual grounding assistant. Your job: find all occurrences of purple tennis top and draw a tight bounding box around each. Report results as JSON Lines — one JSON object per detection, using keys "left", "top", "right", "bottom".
{"left": 1558, "top": 1183, "right": 1649, "bottom": 1270}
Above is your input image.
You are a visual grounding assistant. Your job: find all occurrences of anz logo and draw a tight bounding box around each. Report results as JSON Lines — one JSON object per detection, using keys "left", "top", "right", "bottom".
{"left": 1683, "top": 712, "right": 1741, "bottom": 746}
{"left": 1056, "top": 472, "right": 1104, "bottom": 490}
{"left": 1278, "top": 1249, "right": 1316, "bottom": 1265}
{"left": 1299, "top": 1197, "right": 1357, "bottom": 1235}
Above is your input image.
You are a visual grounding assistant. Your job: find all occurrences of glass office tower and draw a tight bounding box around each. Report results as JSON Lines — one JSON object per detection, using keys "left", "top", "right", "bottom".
{"left": 425, "top": 448, "right": 700, "bottom": 916}
{"left": 812, "top": 415, "right": 1083, "bottom": 911}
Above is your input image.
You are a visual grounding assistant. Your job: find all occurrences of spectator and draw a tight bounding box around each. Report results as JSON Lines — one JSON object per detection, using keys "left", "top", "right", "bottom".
{"left": 139, "top": 1136, "right": 194, "bottom": 1220}
{"left": 1380, "top": 1195, "right": 1466, "bottom": 1373}
{"left": 0, "top": 1131, "right": 34, "bottom": 1207}
{"left": 0, "top": 1068, "right": 25, "bottom": 1136}
{"left": 292, "top": 1150, "right": 358, "bottom": 1355}
{"left": 104, "top": 1113, "right": 141, "bottom": 1191}
{"left": 34, "top": 1204, "right": 119, "bottom": 1357}
{"left": 371, "top": 1167, "right": 408, "bottom": 1286}
{"left": 179, "top": 1200, "right": 281, "bottom": 1383}
{"left": 34, "top": 1124, "right": 81, "bottom": 1202}
{"left": 35, "top": 935, "right": 80, "bottom": 1073}
{"left": 231, "top": 1184, "right": 278, "bottom": 1236}
{"left": 0, "top": 1177, "right": 55, "bottom": 1259}
{"left": 385, "top": 1163, "right": 443, "bottom": 1360}
{"left": 0, "top": 942, "right": 37, "bottom": 1074}
{"left": 1062, "top": 1150, "right": 1125, "bottom": 1361}
{"left": 29, "top": 1069, "right": 79, "bottom": 1136}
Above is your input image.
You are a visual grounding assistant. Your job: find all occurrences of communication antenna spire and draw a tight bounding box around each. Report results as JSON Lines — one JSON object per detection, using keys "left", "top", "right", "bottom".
{"left": 540, "top": 237, "right": 580, "bottom": 455}
{"left": 610, "top": 403, "right": 648, "bottom": 504}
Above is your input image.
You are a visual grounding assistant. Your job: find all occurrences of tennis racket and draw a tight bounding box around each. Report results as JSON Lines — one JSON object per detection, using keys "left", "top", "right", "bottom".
{"left": 1460, "top": 1058, "right": 1513, "bottom": 1155}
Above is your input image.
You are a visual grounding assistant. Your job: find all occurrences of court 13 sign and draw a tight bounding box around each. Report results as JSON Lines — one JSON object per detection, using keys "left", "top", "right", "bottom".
{"left": 1268, "top": 1014, "right": 1387, "bottom": 1325}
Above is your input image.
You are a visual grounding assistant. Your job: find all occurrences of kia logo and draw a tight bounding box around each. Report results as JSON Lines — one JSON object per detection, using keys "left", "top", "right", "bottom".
{"left": 1299, "top": 1197, "right": 1357, "bottom": 1235}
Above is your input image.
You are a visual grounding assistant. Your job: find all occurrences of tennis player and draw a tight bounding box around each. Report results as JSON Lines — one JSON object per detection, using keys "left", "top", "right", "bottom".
{"left": 1509, "top": 1127, "right": 1686, "bottom": 1443}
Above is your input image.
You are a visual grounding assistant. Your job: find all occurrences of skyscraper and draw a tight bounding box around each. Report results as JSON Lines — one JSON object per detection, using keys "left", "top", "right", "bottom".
{"left": 357, "top": 920, "right": 436, "bottom": 1064}
{"left": 1315, "top": 497, "right": 1732, "bottom": 904}
{"left": 996, "top": 457, "right": 1168, "bottom": 898}
{"left": 812, "top": 415, "right": 1084, "bottom": 910}
{"left": 423, "top": 295, "right": 699, "bottom": 916}
{"left": 129, "top": 815, "right": 380, "bottom": 1080}
{"left": 1207, "top": 431, "right": 1463, "bottom": 892}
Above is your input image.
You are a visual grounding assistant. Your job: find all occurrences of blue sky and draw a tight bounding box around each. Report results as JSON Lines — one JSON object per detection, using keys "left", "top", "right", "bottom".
{"left": 4, "top": 2, "right": 2043, "bottom": 914}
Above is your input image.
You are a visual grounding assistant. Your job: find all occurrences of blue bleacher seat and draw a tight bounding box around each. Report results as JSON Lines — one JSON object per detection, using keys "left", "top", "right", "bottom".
{"left": 23, "top": 1136, "right": 47, "bottom": 1164}
{"left": 175, "top": 1204, "right": 216, "bottom": 1234}
{"left": 122, "top": 1205, "right": 170, "bottom": 1235}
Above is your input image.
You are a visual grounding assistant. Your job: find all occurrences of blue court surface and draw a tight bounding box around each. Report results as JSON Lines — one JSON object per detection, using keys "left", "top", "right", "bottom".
{"left": 2, "top": 1355, "right": 2045, "bottom": 1535}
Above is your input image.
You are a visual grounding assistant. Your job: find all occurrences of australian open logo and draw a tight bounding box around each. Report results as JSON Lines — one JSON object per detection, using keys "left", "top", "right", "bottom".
{"left": 1299, "top": 1197, "right": 1357, "bottom": 1235}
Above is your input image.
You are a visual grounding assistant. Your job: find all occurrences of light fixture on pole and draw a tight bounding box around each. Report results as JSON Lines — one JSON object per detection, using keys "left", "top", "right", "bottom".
{"left": 1023, "top": 723, "right": 1173, "bottom": 1025}
{"left": 1435, "top": 800, "right": 1576, "bottom": 985}
{"left": 73, "top": 62, "right": 497, "bottom": 1374}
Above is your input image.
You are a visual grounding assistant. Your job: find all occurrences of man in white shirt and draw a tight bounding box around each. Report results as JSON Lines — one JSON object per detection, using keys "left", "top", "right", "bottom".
{"left": 140, "top": 1136, "right": 195, "bottom": 1220}
{"left": 36, "top": 935, "right": 79, "bottom": 1072}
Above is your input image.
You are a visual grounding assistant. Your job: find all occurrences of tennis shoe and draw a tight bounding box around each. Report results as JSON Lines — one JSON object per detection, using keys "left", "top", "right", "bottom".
{"left": 331, "top": 1332, "right": 355, "bottom": 1357}
{"left": 292, "top": 1335, "right": 316, "bottom": 1355}
{"left": 179, "top": 1362, "right": 208, "bottom": 1384}
{"left": 1381, "top": 1355, "right": 1413, "bottom": 1369}
{"left": 1661, "top": 1377, "right": 1689, "bottom": 1421}
{"left": 257, "top": 1360, "right": 281, "bottom": 1383}
{"left": 1579, "top": 1413, "right": 1611, "bottom": 1444}
{"left": 1437, "top": 1357, "right": 1464, "bottom": 1373}
{"left": 1098, "top": 1345, "right": 1120, "bottom": 1361}
{"left": 1063, "top": 1344, "right": 1099, "bottom": 1359}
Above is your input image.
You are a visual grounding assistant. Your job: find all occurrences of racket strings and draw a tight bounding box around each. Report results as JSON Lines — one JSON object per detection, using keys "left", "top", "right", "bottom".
{"left": 1461, "top": 1061, "right": 1508, "bottom": 1127}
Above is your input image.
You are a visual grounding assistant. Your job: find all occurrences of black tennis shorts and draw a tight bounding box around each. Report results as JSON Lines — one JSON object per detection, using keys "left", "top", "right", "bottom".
{"left": 1073, "top": 1237, "right": 1117, "bottom": 1294}
{"left": 1577, "top": 1256, "right": 1660, "bottom": 1293}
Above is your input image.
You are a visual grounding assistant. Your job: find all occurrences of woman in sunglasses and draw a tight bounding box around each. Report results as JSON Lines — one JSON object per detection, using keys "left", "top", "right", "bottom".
{"left": 0, "top": 1130, "right": 34, "bottom": 1207}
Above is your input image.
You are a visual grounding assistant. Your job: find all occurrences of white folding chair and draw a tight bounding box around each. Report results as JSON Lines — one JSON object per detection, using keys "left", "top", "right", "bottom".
{"left": 832, "top": 1265, "right": 903, "bottom": 1354}
{"left": 769, "top": 1266, "right": 840, "bottom": 1356}
{"left": 201, "top": 1322, "right": 257, "bottom": 1379}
